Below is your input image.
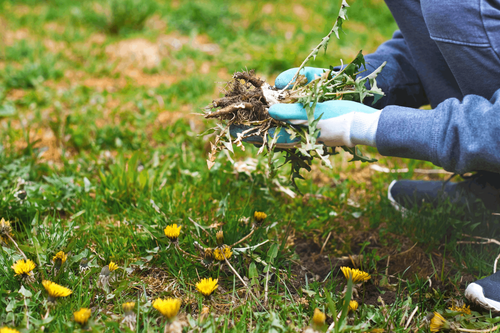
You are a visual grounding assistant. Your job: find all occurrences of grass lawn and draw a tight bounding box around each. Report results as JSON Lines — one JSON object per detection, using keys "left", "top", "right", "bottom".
{"left": 1, "top": 0, "right": 500, "bottom": 332}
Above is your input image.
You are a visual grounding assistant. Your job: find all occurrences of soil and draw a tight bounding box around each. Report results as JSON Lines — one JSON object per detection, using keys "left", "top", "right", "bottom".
{"left": 291, "top": 234, "right": 476, "bottom": 306}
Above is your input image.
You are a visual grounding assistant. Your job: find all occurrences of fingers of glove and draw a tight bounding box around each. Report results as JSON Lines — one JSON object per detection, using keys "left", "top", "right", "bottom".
{"left": 315, "top": 113, "right": 355, "bottom": 148}
{"left": 229, "top": 124, "right": 300, "bottom": 146}
{"left": 229, "top": 124, "right": 264, "bottom": 144}
{"left": 269, "top": 100, "right": 378, "bottom": 122}
{"left": 274, "top": 67, "right": 327, "bottom": 89}
{"left": 281, "top": 113, "right": 356, "bottom": 147}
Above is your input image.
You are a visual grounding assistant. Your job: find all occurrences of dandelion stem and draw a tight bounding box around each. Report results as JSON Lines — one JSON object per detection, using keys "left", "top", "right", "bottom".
{"left": 457, "top": 326, "right": 499, "bottom": 333}
{"left": 231, "top": 227, "right": 255, "bottom": 247}
{"left": 24, "top": 294, "right": 29, "bottom": 330}
{"left": 41, "top": 307, "right": 50, "bottom": 331}
{"left": 174, "top": 244, "right": 198, "bottom": 259}
{"left": 223, "top": 255, "right": 267, "bottom": 313}
{"left": 188, "top": 217, "right": 211, "bottom": 238}
{"left": 282, "top": 0, "right": 349, "bottom": 91}
{"left": 6, "top": 233, "right": 27, "bottom": 260}
{"left": 404, "top": 305, "right": 418, "bottom": 330}
{"left": 264, "top": 266, "right": 270, "bottom": 307}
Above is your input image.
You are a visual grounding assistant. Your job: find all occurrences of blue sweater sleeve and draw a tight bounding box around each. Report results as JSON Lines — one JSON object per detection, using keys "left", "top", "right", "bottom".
{"left": 376, "top": 90, "right": 500, "bottom": 174}
{"left": 360, "top": 31, "right": 429, "bottom": 109}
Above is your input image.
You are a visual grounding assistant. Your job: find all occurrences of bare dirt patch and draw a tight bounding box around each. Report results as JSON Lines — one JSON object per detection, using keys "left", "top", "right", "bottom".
{"left": 6, "top": 89, "right": 26, "bottom": 101}
{"left": 156, "top": 106, "right": 204, "bottom": 129}
{"left": 145, "top": 14, "right": 167, "bottom": 32}
{"left": 106, "top": 38, "right": 161, "bottom": 69}
{"left": 123, "top": 68, "right": 176, "bottom": 88}
{"left": 13, "top": 127, "right": 62, "bottom": 164}
{"left": 87, "top": 33, "right": 107, "bottom": 45}
{"left": 82, "top": 77, "right": 127, "bottom": 92}
{"left": 158, "top": 33, "right": 220, "bottom": 55}
{"left": 3, "top": 29, "right": 30, "bottom": 46}
{"left": 291, "top": 227, "right": 473, "bottom": 307}
{"left": 43, "top": 39, "right": 66, "bottom": 53}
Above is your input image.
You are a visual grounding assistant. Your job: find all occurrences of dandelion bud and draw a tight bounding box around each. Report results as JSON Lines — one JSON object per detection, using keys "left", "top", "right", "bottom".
{"left": 216, "top": 230, "right": 224, "bottom": 245}
{"left": 122, "top": 302, "right": 136, "bottom": 330}
{"left": 312, "top": 308, "right": 326, "bottom": 328}
{"left": 348, "top": 300, "right": 358, "bottom": 312}
{"left": 53, "top": 251, "right": 67, "bottom": 269}
{"left": 17, "top": 190, "right": 27, "bottom": 200}
{"left": 204, "top": 248, "right": 214, "bottom": 260}
{"left": 79, "top": 257, "right": 89, "bottom": 273}
{"left": 0, "top": 218, "right": 12, "bottom": 236}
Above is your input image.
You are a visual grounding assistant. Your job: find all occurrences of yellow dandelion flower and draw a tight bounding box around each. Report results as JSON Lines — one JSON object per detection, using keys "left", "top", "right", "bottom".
{"left": 213, "top": 245, "right": 232, "bottom": 261}
{"left": 312, "top": 308, "right": 326, "bottom": 327}
{"left": 0, "top": 218, "right": 12, "bottom": 235}
{"left": 53, "top": 251, "right": 67, "bottom": 264}
{"left": 53, "top": 251, "right": 67, "bottom": 269}
{"left": 349, "top": 300, "right": 359, "bottom": 312}
{"left": 108, "top": 261, "right": 119, "bottom": 272}
{"left": 0, "top": 327, "right": 20, "bottom": 333}
{"left": 123, "top": 302, "right": 135, "bottom": 313}
{"left": 153, "top": 298, "right": 181, "bottom": 320}
{"left": 340, "top": 267, "right": 371, "bottom": 283}
{"left": 73, "top": 308, "right": 91, "bottom": 326}
{"left": 164, "top": 224, "right": 181, "bottom": 241}
{"left": 216, "top": 230, "right": 224, "bottom": 245}
{"left": 430, "top": 312, "right": 450, "bottom": 332}
{"left": 254, "top": 211, "right": 267, "bottom": 223}
{"left": 11, "top": 259, "right": 36, "bottom": 277}
{"left": 42, "top": 280, "right": 72, "bottom": 301}
{"left": 449, "top": 304, "right": 471, "bottom": 315}
{"left": 196, "top": 278, "right": 218, "bottom": 296}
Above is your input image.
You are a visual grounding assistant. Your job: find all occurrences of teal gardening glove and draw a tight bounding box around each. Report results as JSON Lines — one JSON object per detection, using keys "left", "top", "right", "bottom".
{"left": 230, "top": 67, "right": 382, "bottom": 148}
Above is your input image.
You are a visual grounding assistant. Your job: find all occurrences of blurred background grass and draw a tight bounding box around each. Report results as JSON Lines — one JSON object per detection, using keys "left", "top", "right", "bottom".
{"left": 0, "top": 1, "right": 498, "bottom": 330}
{"left": 0, "top": 0, "right": 491, "bottom": 274}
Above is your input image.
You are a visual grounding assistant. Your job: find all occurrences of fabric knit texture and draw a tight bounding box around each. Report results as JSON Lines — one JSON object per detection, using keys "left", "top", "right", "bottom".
{"left": 356, "top": 0, "right": 500, "bottom": 174}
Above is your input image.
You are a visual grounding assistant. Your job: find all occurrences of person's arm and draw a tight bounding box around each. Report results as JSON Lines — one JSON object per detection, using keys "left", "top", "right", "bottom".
{"left": 276, "top": 31, "right": 429, "bottom": 109}
{"left": 377, "top": 90, "right": 500, "bottom": 174}
{"left": 357, "top": 30, "right": 429, "bottom": 109}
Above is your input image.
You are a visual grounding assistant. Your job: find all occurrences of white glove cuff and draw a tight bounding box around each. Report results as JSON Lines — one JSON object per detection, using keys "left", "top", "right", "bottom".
{"left": 350, "top": 110, "right": 382, "bottom": 147}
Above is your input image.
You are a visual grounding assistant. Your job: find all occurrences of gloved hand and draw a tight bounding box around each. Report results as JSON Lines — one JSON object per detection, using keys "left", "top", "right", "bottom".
{"left": 230, "top": 67, "right": 382, "bottom": 148}
{"left": 269, "top": 100, "right": 380, "bottom": 147}
{"left": 274, "top": 67, "right": 328, "bottom": 89}
{"left": 274, "top": 67, "right": 329, "bottom": 89}
{"left": 230, "top": 100, "right": 381, "bottom": 148}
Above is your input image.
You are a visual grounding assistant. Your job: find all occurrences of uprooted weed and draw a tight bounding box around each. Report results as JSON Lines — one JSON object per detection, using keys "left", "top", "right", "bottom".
{"left": 205, "top": 70, "right": 270, "bottom": 123}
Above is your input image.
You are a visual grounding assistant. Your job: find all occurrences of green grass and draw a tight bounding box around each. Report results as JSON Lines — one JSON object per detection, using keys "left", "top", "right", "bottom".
{"left": 0, "top": 0, "right": 500, "bottom": 332}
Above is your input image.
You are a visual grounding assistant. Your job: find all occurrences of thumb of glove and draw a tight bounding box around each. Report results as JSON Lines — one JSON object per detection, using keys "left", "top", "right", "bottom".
{"left": 274, "top": 67, "right": 328, "bottom": 89}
